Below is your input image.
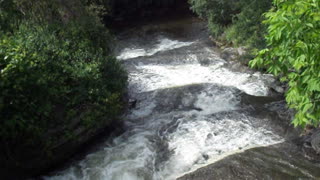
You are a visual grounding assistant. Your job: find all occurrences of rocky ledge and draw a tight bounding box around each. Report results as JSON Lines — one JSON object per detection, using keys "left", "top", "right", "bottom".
{"left": 178, "top": 135, "right": 320, "bottom": 180}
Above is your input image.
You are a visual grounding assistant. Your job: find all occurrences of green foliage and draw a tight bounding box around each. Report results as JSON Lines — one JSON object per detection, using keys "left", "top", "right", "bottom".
{"left": 0, "top": 0, "right": 22, "bottom": 33}
{"left": 0, "top": 0, "right": 127, "bottom": 146}
{"left": 189, "top": 0, "right": 238, "bottom": 25}
{"left": 189, "top": 0, "right": 272, "bottom": 48}
{"left": 250, "top": 0, "right": 320, "bottom": 127}
{"left": 225, "top": 0, "right": 271, "bottom": 48}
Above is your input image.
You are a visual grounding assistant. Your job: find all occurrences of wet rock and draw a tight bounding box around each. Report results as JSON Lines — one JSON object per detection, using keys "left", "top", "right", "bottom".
{"left": 228, "top": 61, "right": 251, "bottom": 73}
{"left": 145, "top": 83, "right": 240, "bottom": 114}
{"left": 192, "top": 107, "right": 203, "bottom": 111}
{"left": 178, "top": 142, "right": 320, "bottom": 180}
{"left": 128, "top": 98, "right": 137, "bottom": 109}
{"left": 311, "top": 130, "right": 320, "bottom": 154}
{"left": 199, "top": 59, "right": 211, "bottom": 66}
{"left": 221, "top": 48, "right": 238, "bottom": 61}
{"left": 221, "top": 47, "right": 247, "bottom": 62}
{"left": 202, "top": 154, "right": 209, "bottom": 160}
{"left": 271, "top": 85, "right": 285, "bottom": 94}
{"left": 266, "top": 80, "right": 287, "bottom": 95}
{"left": 206, "top": 133, "right": 213, "bottom": 139}
{"left": 301, "top": 128, "right": 320, "bottom": 160}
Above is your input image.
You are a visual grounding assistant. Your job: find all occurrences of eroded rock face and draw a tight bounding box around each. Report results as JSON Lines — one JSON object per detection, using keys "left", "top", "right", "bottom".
{"left": 178, "top": 142, "right": 320, "bottom": 180}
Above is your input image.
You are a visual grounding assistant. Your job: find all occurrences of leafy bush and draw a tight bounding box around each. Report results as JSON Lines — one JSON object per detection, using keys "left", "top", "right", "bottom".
{"left": 0, "top": 0, "right": 127, "bottom": 146}
{"left": 250, "top": 0, "right": 320, "bottom": 127}
{"left": 189, "top": 0, "right": 272, "bottom": 48}
{"left": 189, "top": 0, "right": 239, "bottom": 25}
{"left": 224, "top": 0, "right": 271, "bottom": 48}
{"left": 0, "top": 0, "right": 21, "bottom": 33}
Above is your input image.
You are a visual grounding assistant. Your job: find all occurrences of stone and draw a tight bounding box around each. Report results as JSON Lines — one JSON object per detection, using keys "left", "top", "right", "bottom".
{"left": 311, "top": 130, "right": 320, "bottom": 154}
{"left": 178, "top": 143, "right": 320, "bottom": 180}
{"left": 221, "top": 47, "right": 247, "bottom": 62}
{"left": 221, "top": 47, "right": 238, "bottom": 61}
{"left": 128, "top": 98, "right": 137, "bottom": 108}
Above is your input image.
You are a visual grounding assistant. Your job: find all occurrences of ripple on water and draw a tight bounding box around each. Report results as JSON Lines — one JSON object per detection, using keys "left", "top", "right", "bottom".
{"left": 117, "top": 38, "right": 194, "bottom": 60}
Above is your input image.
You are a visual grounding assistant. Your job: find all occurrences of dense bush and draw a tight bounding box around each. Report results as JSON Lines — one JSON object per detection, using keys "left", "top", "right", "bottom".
{"left": 189, "top": 0, "right": 238, "bottom": 25}
{"left": 0, "top": 0, "right": 127, "bottom": 149}
{"left": 250, "top": 0, "right": 320, "bottom": 127}
{"left": 189, "top": 0, "right": 272, "bottom": 49}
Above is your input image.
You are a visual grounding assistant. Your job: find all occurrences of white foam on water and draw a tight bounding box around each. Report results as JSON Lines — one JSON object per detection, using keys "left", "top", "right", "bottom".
{"left": 46, "top": 131, "right": 156, "bottom": 180}
{"left": 45, "top": 86, "right": 283, "bottom": 180}
{"left": 117, "top": 48, "right": 147, "bottom": 60}
{"left": 130, "top": 64, "right": 269, "bottom": 96}
{"left": 117, "top": 38, "right": 194, "bottom": 60}
{"left": 46, "top": 36, "right": 283, "bottom": 180}
{"left": 155, "top": 116, "right": 283, "bottom": 180}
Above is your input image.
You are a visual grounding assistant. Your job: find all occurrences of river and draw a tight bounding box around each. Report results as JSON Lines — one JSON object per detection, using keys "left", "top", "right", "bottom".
{"left": 44, "top": 16, "right": 318, "bottom": 180}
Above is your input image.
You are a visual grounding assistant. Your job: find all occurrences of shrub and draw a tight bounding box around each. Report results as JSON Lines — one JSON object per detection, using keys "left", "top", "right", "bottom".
{"left": 250, "top": 0, "right": 320, "bottom": 127}
{"left": 189, "top": 0, "right": 272, "bottom": 49}
{"left": 0, "top": 0, "right": 127, "bottom": 148}
{"left": 224, "top": 0, "right": 271, "bottom": 48}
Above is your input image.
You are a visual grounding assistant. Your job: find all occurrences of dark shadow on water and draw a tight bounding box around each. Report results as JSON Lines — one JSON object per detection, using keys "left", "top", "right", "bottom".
{"left": 104, "top": 0, "right": 196, "bottom": 31}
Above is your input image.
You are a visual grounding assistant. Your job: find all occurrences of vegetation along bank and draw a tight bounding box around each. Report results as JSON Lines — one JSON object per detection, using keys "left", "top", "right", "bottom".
{"left": 0, "top": 0, "right": 127, "bottom": 178}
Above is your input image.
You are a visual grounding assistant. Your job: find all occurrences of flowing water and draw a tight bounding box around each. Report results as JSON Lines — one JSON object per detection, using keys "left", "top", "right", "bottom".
{"left": 45, "top": 17, "right": 293, "bottom": 180}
